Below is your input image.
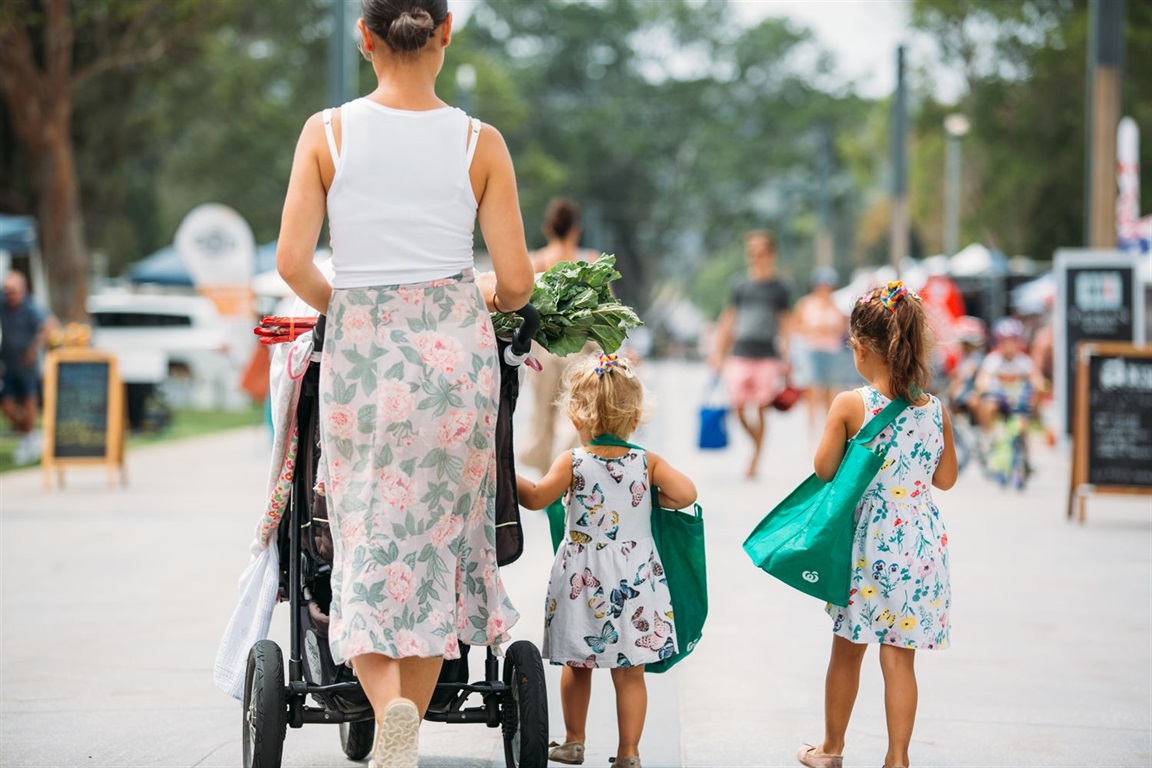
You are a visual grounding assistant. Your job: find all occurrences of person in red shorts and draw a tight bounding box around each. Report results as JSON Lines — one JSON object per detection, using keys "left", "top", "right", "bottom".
{"left": 709, "top": 230, "right": 792, "bottom": 479}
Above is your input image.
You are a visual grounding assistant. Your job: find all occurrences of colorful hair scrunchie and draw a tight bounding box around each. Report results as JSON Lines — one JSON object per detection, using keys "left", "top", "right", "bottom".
{"left": 594, "top": 352, "right": 620, "bottom": 376}
{"left": 879, "top": 281, "right": 910, "bottom": 312}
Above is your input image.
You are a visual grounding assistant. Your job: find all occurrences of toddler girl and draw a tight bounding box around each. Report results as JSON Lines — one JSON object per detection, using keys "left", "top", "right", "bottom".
{"left": 517, "top": 352, "right": 697, "bottom": 768}
{"left": 797, "top": 282, "right": 958, "bottom": 768}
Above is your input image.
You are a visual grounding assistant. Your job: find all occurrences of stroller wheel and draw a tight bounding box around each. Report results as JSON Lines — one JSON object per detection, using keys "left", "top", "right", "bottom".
{"left": 339, "top": 718, "right": 374, "bottom": 761}
{"left": 242, "top": 640, "right": 286, "bottom": 768}
{"left": 502, "top": 640, "right": 548, "bottom": 768}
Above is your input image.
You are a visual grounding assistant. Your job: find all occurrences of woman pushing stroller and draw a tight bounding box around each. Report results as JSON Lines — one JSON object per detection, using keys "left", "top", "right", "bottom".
{"left": 276, "top": 1, "right": 533, "bottom": 765}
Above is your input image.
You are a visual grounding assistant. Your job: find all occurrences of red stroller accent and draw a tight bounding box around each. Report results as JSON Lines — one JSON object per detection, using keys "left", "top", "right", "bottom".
{"left": 243, "top": 306, "right": 548, "bottom": 768}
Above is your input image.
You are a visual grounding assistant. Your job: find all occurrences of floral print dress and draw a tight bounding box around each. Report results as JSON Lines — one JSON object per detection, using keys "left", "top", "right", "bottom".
{"left": 318, "top": 271, "right": 519, "bottom": 665}
{"left": 544, "top": 448, "right": 677, "bottom": 668}
{"left": 826, "top": 387, "right": 951, "bottom": 650}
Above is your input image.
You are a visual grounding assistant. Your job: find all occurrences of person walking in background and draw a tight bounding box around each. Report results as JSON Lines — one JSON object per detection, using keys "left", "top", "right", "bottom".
{"left": 516, "top": 352, "right": 698, "bottom": 768}
{"left": 519, "top": 197, "right": 599, "bottom": 475}
{"left": 797, "top": 282, "right": 957, "bottom": 768}
{"left": 793, "top": 266, "right": 849, "bottom": 433}
{"left": 0, "top": 271, "right": 55, "bottom": 465}
{"left": 275, "top": 1, "right": 534, "bottom": 765}
{"left": 709, "top": 230, "right": 792, "bottom": 479}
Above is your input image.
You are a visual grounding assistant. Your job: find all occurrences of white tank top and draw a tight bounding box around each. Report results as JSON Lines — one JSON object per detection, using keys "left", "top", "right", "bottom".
{"left": 323, "top": 98, "right": 481, "bottom": 288}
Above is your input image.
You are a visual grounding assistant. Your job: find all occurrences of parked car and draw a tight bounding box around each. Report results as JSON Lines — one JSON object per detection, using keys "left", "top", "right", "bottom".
{"left": 86, "top": 292, "right": 250, "bottom": 416}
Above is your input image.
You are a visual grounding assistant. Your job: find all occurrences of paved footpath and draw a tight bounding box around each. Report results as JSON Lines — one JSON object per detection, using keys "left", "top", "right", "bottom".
{"left": 1, "top": 360, "right": 1149, "bottom": 767}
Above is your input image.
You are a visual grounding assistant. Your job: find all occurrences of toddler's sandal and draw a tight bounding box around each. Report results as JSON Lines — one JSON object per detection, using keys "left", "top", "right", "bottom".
{"left": 548, "top": 740, "right": 585, "bottom": 765}
{"left": 796, "top": 743, "right": 843, "bottom": 768}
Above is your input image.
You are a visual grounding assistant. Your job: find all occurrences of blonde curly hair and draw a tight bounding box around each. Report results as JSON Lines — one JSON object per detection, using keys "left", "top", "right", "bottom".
{"left": 562, "top": 352, "right": 646, "bottom": 439}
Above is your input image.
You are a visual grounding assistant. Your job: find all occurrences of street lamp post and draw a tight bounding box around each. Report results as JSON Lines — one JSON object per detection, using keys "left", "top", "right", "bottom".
{"left": 456, "top": 63, "right": 477, "bottom": 115}
{"left": 943, "top": 113, "right": 970, "bottom": 257}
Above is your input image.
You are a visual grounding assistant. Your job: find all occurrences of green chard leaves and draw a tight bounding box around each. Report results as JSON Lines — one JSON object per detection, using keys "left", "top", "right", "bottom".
{"left": 490, "top": 254, "right": 642, "bottom": 356}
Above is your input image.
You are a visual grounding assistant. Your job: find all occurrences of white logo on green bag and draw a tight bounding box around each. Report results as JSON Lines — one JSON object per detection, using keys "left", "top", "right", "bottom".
{"left": 802, "top": 570, "right": 819, "bottom": 583}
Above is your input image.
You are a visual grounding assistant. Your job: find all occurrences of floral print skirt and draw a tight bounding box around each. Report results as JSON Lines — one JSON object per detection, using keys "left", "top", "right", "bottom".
{"left": 318, "top": 270, "right": 519, "bottom": 665}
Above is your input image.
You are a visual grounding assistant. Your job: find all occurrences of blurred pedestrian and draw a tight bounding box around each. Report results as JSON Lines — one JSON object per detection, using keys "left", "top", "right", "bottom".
{"left": 0, "top": 271, "right": 55, "bottom": 465}
{"left": 793, "top": 266, "right": 848, "bottom": 432}
{"left": 798, "top": 281, "right": 957, "bottom": 768}
{"left": 274, "top": 1, "right": 534, "bottom": 765}
{"left": 519, "top": 197, "right": 599, "bottom": 475}
{"left": 709, "top": 230, "right": 792, "bottom": 479}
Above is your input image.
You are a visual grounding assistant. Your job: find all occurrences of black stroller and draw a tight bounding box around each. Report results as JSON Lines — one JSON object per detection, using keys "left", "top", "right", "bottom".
{"left": 243, "top": 306, "right": 548, "bottom": 768}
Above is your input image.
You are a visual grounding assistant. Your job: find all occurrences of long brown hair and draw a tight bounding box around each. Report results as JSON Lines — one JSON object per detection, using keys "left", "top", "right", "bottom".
{"left": 850, "top": 282, "right": 933, "bottom": 401}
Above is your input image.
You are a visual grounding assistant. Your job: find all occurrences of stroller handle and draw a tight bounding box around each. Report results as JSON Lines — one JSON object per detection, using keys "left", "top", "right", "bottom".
{"left": 509, "top": 303, "right": 540, "bottom": 357}
{"left": 313, "top": 314, "right": 327, "bottom": 353}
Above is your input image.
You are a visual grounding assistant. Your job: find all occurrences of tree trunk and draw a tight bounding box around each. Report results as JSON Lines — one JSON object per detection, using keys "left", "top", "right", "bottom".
{"left": 35, "top": 107, "right": 88, "bottom": 323}
{"left": 606, "top": 218, "right": 649, "bottom": 316}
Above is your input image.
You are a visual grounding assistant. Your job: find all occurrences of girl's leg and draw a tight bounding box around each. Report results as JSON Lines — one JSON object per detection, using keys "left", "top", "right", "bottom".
{"left": 560, "top": 666, "right": 594, "bottom": 744}
{"left": 821, "top": 635, "right": 868, "bottom": 755}
{"left": 878, "top": 645, "right": 917, "bottom": 768}
{"left": 610, "top": 666, "right": 647, "bottom": 759}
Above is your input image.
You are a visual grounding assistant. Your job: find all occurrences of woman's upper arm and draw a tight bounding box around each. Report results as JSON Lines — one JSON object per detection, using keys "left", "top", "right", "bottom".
{"left": 277, "top": 114, "right": 328, "bottom": 276}
{"left": 472, "top": 124, "right": 533, "bottom": 306}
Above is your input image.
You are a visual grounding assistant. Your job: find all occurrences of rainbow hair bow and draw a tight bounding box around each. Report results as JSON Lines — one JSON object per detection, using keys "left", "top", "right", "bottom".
{"left": 594, "top": 352, "right": 620, "bottom": 375}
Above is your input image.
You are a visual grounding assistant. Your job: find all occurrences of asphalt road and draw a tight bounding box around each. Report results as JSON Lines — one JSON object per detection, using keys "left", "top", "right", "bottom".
{"left": 1, "top": 360, "right": 1149, "bottom": 767}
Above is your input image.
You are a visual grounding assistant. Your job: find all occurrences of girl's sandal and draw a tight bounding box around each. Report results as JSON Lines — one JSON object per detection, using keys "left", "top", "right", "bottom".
{"left": 609, "top": 757, "right": 642, "bottom": 768}
{"left": 796, "top": 743, "right": 843, "bottom": 768}
{"left": 547, "top": 740, "right": 585, "bottom": 765}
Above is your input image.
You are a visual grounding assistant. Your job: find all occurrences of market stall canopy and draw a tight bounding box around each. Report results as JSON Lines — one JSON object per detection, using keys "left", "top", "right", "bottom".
{"left": 1011, "top": 272, "right": 1055, "bottom": 315}
{"left": 127, "top": 241, "right": 278, "bottom": 286}
{"left": 0, "top": 214, "right": 37, "bottom": 255}
{"left": 949, "top": 243, "right": 1008, "bottom": 277}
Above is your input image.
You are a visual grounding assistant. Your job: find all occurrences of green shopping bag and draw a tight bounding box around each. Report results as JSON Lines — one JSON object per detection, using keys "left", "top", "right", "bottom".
{"left": 646, "top": 498, "right": 706, "bottom": 674}
{"left": 742, "top": 397, "right": 909, "bottom": 605}
{"left": 546, "top": 496, "right": 566, "bottom": 553}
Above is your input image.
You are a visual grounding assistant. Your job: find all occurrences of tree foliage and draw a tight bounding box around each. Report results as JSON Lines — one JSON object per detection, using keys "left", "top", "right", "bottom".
{"left": 909, "top": 0, "right": 1152, "bottom": 259}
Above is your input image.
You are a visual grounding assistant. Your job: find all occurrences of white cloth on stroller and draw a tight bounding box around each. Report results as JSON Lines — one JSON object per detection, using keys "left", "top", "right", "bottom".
{"left": 213, "top": 331, "right": 315, "bottom": 699}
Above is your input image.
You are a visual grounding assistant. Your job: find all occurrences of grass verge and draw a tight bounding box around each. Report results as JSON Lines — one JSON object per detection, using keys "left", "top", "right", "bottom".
{"left": 0, "top": 405, "right": 265, "bottom": 474}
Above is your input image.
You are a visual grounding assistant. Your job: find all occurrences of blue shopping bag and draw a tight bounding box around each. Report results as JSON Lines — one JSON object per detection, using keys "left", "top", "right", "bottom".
{"left": 697, "top": 376, "right": 728, "bottom": 450}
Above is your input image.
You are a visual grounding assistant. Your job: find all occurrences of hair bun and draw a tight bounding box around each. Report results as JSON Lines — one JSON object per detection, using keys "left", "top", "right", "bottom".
{"left": 387, "top": 8, "right": 435, "bottom": 52}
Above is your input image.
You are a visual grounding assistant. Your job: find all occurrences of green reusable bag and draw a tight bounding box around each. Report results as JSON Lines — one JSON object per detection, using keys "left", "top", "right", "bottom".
{"left": 546, "top": 496, "right": 566, "bottom": 553}
{"left": 742, "top": 397, "right": 909, "bottom": 605}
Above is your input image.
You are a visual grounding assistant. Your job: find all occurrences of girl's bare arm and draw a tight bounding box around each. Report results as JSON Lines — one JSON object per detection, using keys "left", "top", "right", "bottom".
{"left": 516, "top": 452, "right": 573, "bottom": 510}
{"left": 813, "top": 391, "right": 861, "bottom": 481}
{"left": 932, "top": 407, "right": 959, "bottom": 490}
{"left": 648, "top": 451, "right": 698, "bottom": 509}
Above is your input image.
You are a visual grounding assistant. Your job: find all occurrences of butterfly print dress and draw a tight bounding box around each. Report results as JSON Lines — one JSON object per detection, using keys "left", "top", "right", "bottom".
{"left": 543, "top": 448, "right": 677, "bottom": 668}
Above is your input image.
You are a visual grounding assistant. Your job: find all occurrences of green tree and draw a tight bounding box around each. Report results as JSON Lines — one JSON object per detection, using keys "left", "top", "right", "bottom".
{"left": 0, "top": 0, "right": 224, "bottom": 320}
{"left": 910, "top": 0, "right": 1152, "bottom": 258}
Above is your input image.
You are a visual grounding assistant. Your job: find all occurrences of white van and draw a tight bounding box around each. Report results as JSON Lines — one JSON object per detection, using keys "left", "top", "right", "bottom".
{"left": 86, "top": 292, "right": 249, "bottom": 411}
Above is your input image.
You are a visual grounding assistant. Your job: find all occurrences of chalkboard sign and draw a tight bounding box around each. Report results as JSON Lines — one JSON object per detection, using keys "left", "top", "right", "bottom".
{"left": 42, "top": 349, "right": 125, "bottom": 488}
{"left": 1054, "top": 250, "right": 1145, "bottom": 434}
{"left": 1068, "top": 342, "right": 1152, "bottom": 522}
{"left": 53, "top": 361, "right": 111, "bottom": 457}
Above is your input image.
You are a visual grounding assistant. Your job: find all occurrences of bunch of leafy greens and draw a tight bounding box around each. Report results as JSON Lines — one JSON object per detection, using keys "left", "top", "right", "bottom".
{"left": 491, "top": 254, "right": 642, "bottom": 356}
